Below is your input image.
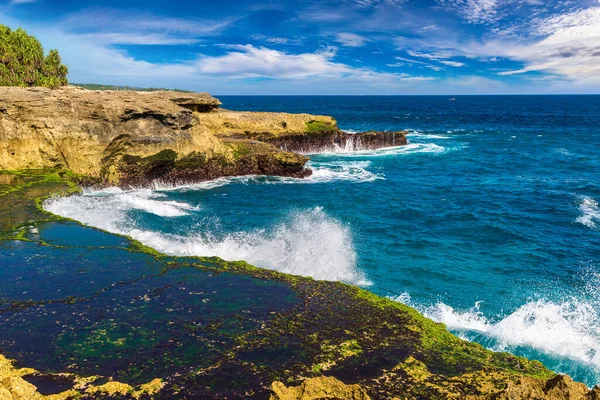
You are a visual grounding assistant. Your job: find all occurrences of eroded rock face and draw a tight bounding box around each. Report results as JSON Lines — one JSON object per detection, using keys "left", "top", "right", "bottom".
{"left": 0, "top": 87, "right": 310, "bottom": 186}
{"left": 264, "top": 130, "right": 408, "bottom": 154}
{"left": 0, "top": 87, "right": 226, "bottom": 180}
{"left": 0, "top": 87, "right": 406, "bottom": 187}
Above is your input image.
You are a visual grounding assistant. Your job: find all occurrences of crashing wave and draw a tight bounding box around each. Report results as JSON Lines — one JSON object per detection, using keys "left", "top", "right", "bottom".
{"left": 44, "top": 191, "right": 370, "bottom": 286}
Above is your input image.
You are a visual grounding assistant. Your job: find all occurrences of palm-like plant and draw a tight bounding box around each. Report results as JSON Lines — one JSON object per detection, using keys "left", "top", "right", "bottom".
{"left": 0, "top": 25, "right": 68, "bottom": 88}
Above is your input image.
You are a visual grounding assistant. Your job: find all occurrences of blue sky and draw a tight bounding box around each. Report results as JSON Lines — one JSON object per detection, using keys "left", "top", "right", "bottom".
{"left": 2, "top": 0, "right": 600, "bottom": 94}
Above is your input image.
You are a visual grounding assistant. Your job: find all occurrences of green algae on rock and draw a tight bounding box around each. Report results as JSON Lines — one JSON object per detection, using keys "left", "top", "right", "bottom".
{"left": 0, "top": 170, "right": 599, "bottom": 399}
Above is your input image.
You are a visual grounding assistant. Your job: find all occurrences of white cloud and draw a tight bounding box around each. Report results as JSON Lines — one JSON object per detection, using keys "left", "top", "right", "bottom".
{"left": 406, "top": 50, "right": 454, "bottom": 60}
{"left": 439, "top": 60, "right": 466, "bottom": 67}
{"left": 437, "top": 0, "right": 501, "bottom": 24}
{"left": 9, "top": 0, "right": 36, "bottom": 4}
{"left": 484, "top": 6, "right": 600, "bottom": 84}
{"left": 196, "top": 45, "right": 351, "bottom": 78}
{"left": 77, "top": 33, "right": 202, "bottom": 46}
{"left": 404, "top": 50, "right": 465, "bottom": 68}
{"left": 58, "top": 8, "right": 235, "bottom": 46}
{"left": 419, "top": 24, "right": 440, "bottom": 33}
{"left": 195, "top": 44, "right": 437, "bottom": 83}
{"left": 353, "top": 0, "right": 408, "bottom": 8}
{"left": 395, "top": 56, "right": 431, "bottom": 65}
{"left": 335, "top": 33, "right": 369, "bottom": 47}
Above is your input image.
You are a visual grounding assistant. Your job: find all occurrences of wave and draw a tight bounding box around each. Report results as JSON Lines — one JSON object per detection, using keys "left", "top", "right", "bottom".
{"left": 391, "top": 276, "right": 600, "bottom": 380}
{"left": 44, "top": 193, "right": 370, "bottom": 285}
{"left": 576, "top": 196, "right": 599, "bottom": 229}
{"left": 75, "top": 187, "right": 199, "bottom": 217}
{"left": 423, "top": 300, "right": 600, "bottom": 372}
{"left": 309, "top": 143, "right": 449, "bottom": 158}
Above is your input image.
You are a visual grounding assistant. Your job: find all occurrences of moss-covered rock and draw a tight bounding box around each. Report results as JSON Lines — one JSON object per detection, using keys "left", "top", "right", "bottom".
{"left": 1, "top": 171, "right": 598, "bottom": 399}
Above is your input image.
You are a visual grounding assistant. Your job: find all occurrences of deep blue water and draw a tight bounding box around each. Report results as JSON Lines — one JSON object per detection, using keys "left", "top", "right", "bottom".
{"left": 45, "top": 96, "right": 600, "bottom": 386}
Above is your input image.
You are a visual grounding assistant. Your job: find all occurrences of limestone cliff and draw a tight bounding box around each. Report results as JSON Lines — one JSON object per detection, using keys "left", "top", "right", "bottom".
{"left": 0, "top": 87, "right": 406, "bottom": 187}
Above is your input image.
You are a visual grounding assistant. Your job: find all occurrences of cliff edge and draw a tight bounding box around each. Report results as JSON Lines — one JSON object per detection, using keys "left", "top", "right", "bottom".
{"left": 0, "top": 86, "right": 406, "bottom": 187}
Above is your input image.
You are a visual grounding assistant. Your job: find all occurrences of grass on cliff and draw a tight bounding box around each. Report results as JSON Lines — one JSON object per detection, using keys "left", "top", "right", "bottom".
{"left": 305, "top": 120, "right": 336, "bottom": 133}
{"left": 0, "top": 25, "right": 68, "bottom": 89}
{"left": 74, "top": 83, "right": 193, "bottom": 93}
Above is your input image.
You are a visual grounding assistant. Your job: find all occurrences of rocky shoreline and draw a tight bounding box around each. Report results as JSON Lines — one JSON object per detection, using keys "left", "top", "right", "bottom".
{"left": 0, "top": 88, "right": 599, "bottom": 399}
{"left": 0, "top": 86, "right": 406, "bottom": 188}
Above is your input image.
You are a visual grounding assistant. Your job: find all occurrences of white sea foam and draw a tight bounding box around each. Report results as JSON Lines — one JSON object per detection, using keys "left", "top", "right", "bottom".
{"left": 310, "top": 143, "right": 448, "bottom": 158}
{"left": 44, "top": 191, "right": 369, "bottom": 285}
{"left": 389, "top": 278, "right": 600, "bottom": 376}
{"left": 577, "top": 196, "right": 600, "bottom": 229}
{"left": 152, "top": 161, "right": 382, "bottom": 192}
{"left": 73, "top": 187, "right": 198, "bottom": 217}
{"left": 423, "top": 299, "right": 600, "bottom": 371}
{"left": 406, "top": 130, "right": 452, "bottom": 139}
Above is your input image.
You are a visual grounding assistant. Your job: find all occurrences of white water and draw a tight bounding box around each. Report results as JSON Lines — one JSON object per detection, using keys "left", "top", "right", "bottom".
{"left": 308, "top": 143, "right": 449, "bottom": 157}
{"left": 151, "top": 160, "right": 382, "bottom": 192}
{"left": 577, "top": 196, "right": 600, "bottom": 229}
{"left": 44, "top": 188, "right": 370, "bottom": 285}
{"left": 391, "top": 275, "right": 600, "bottom": 378}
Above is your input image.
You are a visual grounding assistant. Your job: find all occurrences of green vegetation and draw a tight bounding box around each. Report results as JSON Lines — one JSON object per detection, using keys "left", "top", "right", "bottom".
{"left": 74, "top": 83, "right": 192, "bottom": 93}
{"left": 0, "top": 25, "right": 68, "bottom": 88}
{"left": 305, "top": 119, "right": 335, "bottom": 133}
{"left": 0, "top": 169, "right": 584, "bottom": 399}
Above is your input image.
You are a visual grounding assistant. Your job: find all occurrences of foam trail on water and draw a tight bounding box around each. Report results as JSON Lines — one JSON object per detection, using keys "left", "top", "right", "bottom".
{"left": 75, "top": 187, "right": 198, "bottom": 217}
{"left": 577, "top": 196, "right": 600, "bottom": 229}
{"left": 406, "top": 130, "right": 452, "bottom": 139}
{"left": 44, "top": 192, "right": 369, "bottom": 285}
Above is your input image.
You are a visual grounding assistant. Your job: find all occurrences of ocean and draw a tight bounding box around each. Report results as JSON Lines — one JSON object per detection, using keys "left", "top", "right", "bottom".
{"left": 44, "top": 95, "right": 600, "bottom": 387}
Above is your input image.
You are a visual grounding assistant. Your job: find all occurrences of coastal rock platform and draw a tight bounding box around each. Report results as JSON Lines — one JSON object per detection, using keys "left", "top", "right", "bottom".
{"left": 0, "top": 171, "right": 598, "bottom": 399}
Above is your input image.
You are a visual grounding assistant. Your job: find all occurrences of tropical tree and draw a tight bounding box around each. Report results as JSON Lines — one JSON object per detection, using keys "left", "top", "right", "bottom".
{"left": 0, "top": 25, "right": 68, "bottom": 88}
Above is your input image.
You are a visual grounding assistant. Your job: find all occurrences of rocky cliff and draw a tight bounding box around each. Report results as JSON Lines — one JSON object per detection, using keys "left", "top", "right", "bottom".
{"left": 0, "top": 87, "right": 406, "bottom": 187}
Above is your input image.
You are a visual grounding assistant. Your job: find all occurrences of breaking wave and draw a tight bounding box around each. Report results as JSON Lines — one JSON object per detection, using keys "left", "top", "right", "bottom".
{"left": 577, "top": 196, "right": 600, "bottom": 229}
{"left": 391, "top": 275, "right": 600, "bottom": 384}
{"left": 44, "top": 191, "right": 369, "bottom": 285}
{"left": 309, "top": 143, "right": 449, "bottom": 157}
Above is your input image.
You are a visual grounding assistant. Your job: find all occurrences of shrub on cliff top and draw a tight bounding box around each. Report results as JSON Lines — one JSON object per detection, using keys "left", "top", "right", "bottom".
{"left": 0, "top": 25, "right": 68, "bottom": 89}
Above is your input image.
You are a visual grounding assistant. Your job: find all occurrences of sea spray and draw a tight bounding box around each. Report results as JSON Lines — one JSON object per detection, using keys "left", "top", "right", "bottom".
{"left": 45, "top": 191, "right": 369, "bottom": 285}
{"left": 577, "top": 196, "right": 600, "bottom": 229}
{"left": 390, "top": 273, "right": 600, "bottom": 384}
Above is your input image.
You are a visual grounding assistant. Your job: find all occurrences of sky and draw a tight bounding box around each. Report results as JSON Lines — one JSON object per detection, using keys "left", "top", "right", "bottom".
{"left": 1, "top": 0, "right": 600, "bottom": 94}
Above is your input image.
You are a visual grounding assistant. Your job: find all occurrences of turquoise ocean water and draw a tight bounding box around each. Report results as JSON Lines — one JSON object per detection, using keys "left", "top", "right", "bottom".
{"left": 45, "top": 95, "right": 600, "bottom": 386}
